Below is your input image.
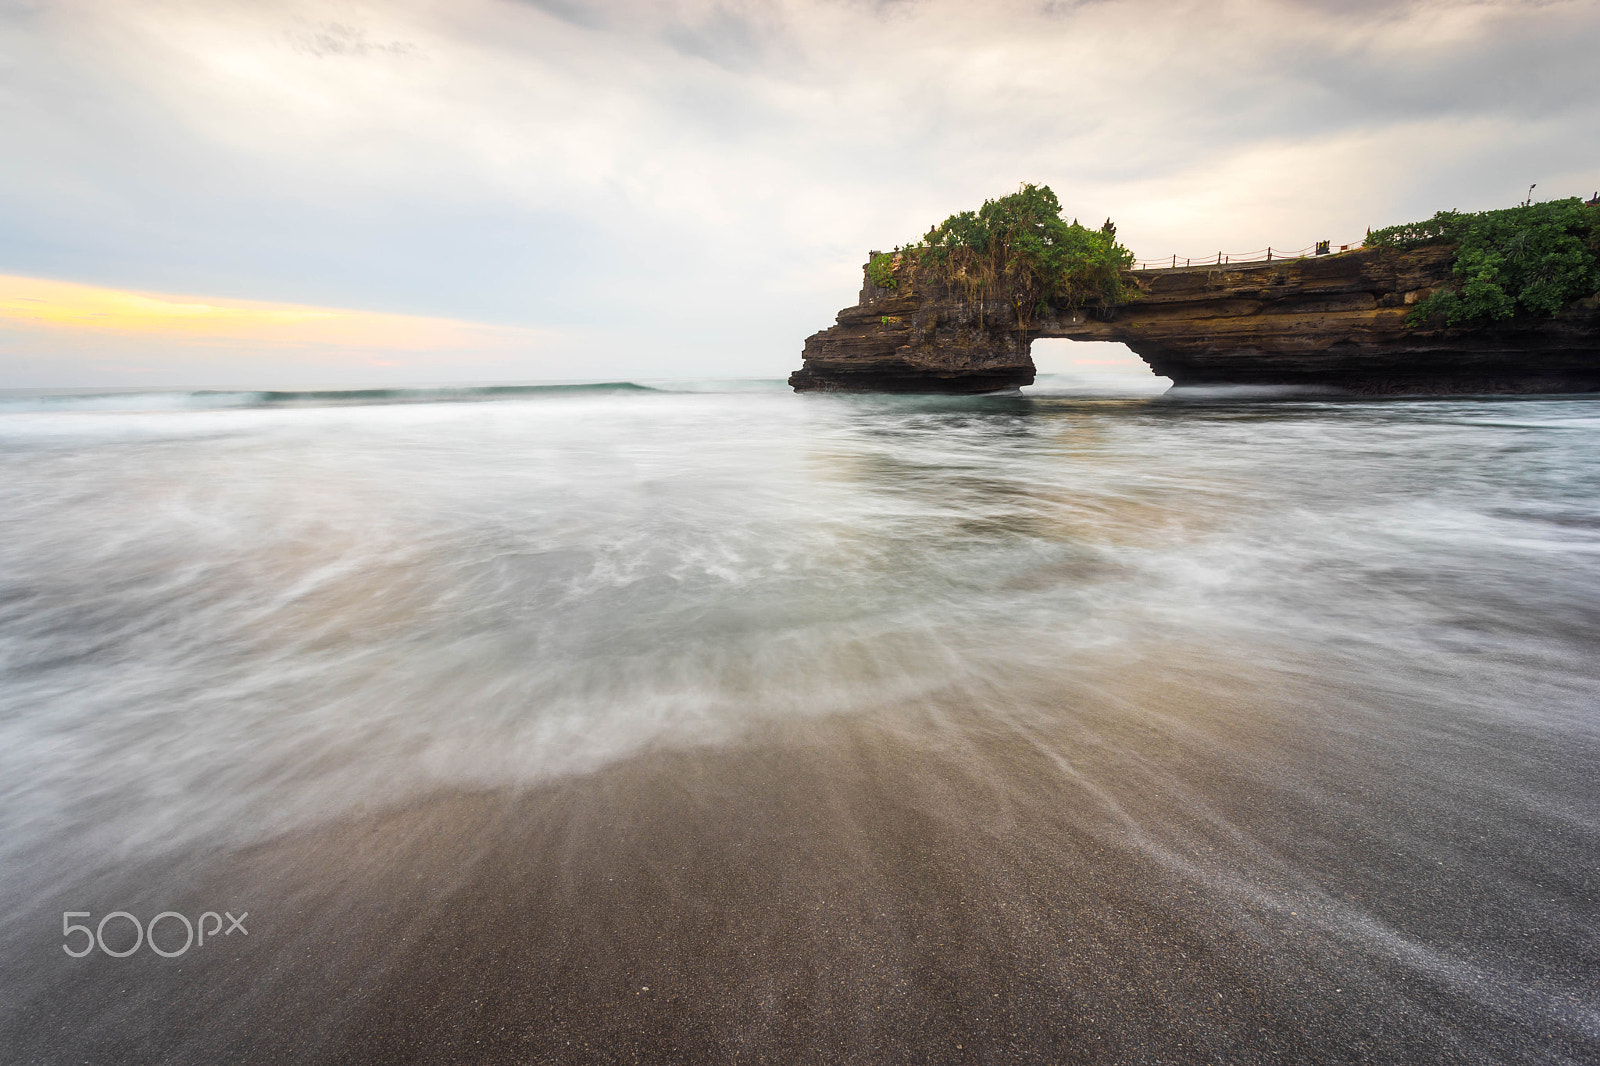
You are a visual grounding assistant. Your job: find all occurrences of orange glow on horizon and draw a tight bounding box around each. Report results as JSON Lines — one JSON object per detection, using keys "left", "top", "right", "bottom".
{"left": 0, "top": 274, "right": 540, "bottom": 353}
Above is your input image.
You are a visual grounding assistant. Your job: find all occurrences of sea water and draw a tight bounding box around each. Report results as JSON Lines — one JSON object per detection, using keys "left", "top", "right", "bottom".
{"left": 1, "top": 376, "right": 1596, "bottom": 1058}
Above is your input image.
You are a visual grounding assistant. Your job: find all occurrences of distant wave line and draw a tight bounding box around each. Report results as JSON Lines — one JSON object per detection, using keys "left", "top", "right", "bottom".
{"left": 0, "top": 381, "right": 663, "bottom": 412}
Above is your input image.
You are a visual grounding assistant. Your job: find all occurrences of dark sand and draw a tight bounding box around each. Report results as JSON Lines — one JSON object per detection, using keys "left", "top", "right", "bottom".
{"left": 5, "top": 655, "right": 1597, "bottom": 1064}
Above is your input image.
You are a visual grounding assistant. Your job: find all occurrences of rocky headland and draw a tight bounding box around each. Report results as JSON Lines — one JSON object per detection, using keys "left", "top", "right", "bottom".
{"left": 791, "top": 246, "right": 1600, "bottom": 395}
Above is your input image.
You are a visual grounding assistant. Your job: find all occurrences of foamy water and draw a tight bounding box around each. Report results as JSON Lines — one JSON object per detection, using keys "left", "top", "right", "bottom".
{"left": 1, "top": 377, "right": 1598, "bottom": 1058}
{"left": 3, "top": 379, "right": 1597, "bottom": 869}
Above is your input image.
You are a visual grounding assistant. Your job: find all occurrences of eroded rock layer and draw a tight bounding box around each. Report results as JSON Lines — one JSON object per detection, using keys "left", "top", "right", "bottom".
{"left": 790, "top": 247, "right": 1600, "bottom": 395}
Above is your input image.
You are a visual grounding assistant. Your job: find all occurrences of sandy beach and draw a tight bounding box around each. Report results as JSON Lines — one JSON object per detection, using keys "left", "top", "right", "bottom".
{"left": 7, "top": 642, "right": 1595, "bottom": 1064}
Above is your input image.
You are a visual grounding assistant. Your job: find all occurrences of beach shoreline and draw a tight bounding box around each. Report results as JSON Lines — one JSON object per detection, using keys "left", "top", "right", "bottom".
{"left": 7, "top": 650, "right": 1596, "bottom": 1064}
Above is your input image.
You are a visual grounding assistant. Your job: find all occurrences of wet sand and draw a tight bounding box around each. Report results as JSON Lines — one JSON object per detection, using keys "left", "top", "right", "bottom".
{"left": 5, "top": 653, "right": 1597, "bottom": 1064}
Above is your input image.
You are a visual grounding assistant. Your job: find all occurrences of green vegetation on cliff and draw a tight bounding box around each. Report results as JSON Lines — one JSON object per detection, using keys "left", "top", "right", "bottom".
{"left": 879, "top": 184, "right": 1135, "bottom": 330}
{"left": 867, "top": 252, "right": 897, "bottom": 290}
{"left": 1366, "top": 198, "right": 1600, "bottom": 326}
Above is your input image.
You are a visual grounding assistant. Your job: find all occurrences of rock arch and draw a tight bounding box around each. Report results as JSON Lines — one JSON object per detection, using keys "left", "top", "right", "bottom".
{"left": 791, "top": 247, "right": 1600, "bottom": 395}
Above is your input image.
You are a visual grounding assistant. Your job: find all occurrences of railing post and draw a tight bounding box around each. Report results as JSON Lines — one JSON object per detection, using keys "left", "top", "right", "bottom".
{"left": 1267, "top": 247, "right": 1272, "bottom": 261}
{"left": 1171, "top": 254, "right": 1176, "bottom": 269}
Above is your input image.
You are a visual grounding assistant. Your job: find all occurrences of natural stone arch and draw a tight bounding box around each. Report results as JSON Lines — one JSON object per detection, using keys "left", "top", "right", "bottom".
{"left": 791, "top": 249, "right": 1600, "bottom": 395}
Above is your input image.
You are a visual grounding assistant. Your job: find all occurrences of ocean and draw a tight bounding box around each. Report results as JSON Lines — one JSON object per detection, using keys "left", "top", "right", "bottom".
{"left": 0, "top": 376, "right": 1596, "bottom": 1063}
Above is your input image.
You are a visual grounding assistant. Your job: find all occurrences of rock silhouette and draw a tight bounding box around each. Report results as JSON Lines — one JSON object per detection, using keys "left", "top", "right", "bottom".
{"left": 791, "top": 247, "right": 1600, "bottom": 394}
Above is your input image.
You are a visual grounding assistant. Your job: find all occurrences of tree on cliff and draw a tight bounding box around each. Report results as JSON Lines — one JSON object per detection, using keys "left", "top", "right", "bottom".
{"left": 1365, "top": 198, "right": 1600, "bottom": 326}
{"left": 871, "top": 184, "right": 1135, "bottom": 332}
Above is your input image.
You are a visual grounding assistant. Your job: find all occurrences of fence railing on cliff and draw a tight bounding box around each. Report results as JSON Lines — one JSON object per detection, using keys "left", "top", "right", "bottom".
{"left": 1131, "top": 241, "right": 1364, "bottom": 270}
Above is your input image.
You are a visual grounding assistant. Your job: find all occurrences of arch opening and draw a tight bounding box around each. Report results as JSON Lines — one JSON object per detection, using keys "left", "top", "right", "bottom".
{"left": 1026, "top": 339, "right": 1171, "bottom": 395}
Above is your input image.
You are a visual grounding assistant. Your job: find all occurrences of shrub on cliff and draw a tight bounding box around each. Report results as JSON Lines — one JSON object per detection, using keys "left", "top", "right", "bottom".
{"left": 890, "top": 184, "right": 1134, "bottom": 330}
{"left": 1366, "top": 199, "right": 1600, "bottom": 326}
{"left": 867, "top": 252, "right": 898, "bottom": 290}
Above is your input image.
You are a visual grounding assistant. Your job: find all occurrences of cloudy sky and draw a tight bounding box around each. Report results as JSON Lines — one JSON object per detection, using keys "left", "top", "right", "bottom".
{"left": 2, "top": 0, "right": 1597, "bottom": 387}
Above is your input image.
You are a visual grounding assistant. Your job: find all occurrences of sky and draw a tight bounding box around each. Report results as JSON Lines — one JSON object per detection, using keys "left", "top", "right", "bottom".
{"left": 1, "top": 0, "right": 1597, "bottom": 387}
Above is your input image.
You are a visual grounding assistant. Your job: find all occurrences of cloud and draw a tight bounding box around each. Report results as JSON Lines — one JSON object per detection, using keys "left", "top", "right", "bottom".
{"left": 287, "top": 22, "right": 420, "bottom": 58}
{"left": 0, "top": 0, "right": 1596, "bottom": 385}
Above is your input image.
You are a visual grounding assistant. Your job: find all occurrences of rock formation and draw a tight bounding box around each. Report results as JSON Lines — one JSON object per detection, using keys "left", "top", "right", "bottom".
{"left": 790, "top": 246, "right": 1600, "bottom": 395}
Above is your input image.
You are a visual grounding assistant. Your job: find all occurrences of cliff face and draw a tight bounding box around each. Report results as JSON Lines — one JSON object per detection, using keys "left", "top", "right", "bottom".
{"left": 788, "top": 261, "right": 1038, "bottom": 394}
{"left": 790, "top": 247, "right": 1600, "bottom": 395}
